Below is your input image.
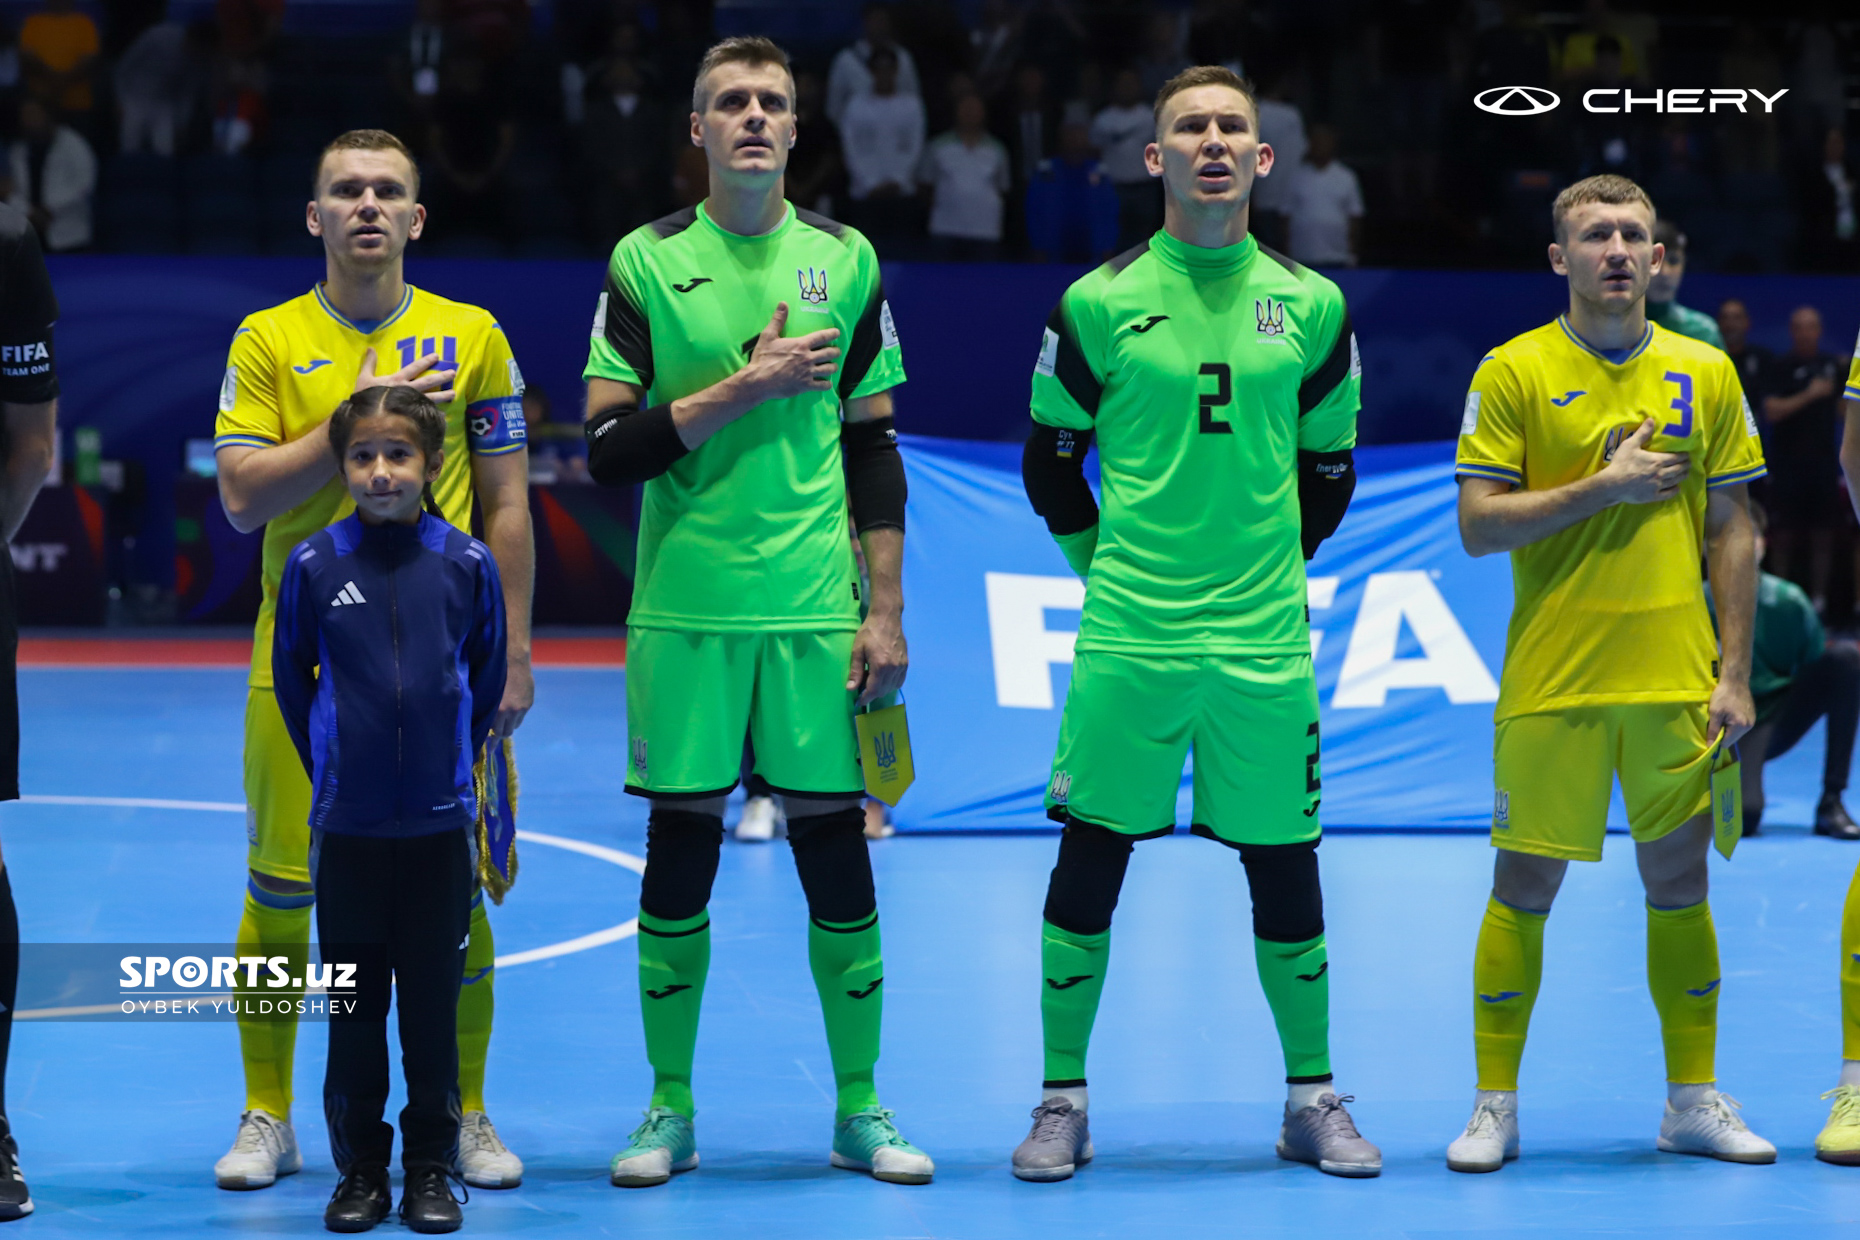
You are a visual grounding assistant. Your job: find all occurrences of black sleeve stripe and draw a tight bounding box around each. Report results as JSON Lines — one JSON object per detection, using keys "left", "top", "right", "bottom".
{"left": 838, "top": 281, "right": 887, "bottom": 400}
{"left": 1048, "top": 304, "right": 1103, "bottom": 417}
{"left": 1297, "top": 309, "right": 1354, "bottom": 417}
{"left": 602, "top": 267, "right": 654, "bottom": 391}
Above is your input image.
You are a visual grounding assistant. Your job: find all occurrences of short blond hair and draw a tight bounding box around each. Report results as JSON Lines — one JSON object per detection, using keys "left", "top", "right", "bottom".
{"left": 315, "top": 129, "right": 420, "bottom": 195}
{"left": 1152, "top": 65, "right": 1258, "bottom": 136}
{"left": 692, "top": 35, "right": 794, "bottom": 113}
{"left": 1552, "top": 174, "right": 1656, "bottom": 243}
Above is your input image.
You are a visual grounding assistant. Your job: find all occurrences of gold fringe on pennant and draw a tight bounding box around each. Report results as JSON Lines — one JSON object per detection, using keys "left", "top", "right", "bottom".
{"left": 473, "top": 736, "right": 520, "bottom": 905}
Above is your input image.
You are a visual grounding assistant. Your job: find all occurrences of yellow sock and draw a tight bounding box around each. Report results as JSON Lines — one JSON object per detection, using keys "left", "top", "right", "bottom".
{"left": 1841, "top": 861, "right": 1860, "bottom": 1061}
{"left": 1473, "top": 895, "right": 1546, "bottom": 1091}
{"left": 458, "top": 894, "right": 495, "bottom": 1114}
{"left": 236, "top": 887, "right": 311, "bottom": 1119}
{"left": 1646, "top": 901, "right": 1719, "bottom": 1084}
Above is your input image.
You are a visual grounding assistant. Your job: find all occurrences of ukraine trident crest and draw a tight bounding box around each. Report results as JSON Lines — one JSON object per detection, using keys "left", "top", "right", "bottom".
{"left": 797, "top": 266, "right": 830, "bottom": 309}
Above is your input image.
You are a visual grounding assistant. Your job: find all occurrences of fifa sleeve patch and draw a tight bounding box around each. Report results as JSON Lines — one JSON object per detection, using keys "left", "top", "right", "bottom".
{"left": 1035, "top": 327, "right": 1059, "bottom": 377}
{"left": 506, "top": 357, "right": 526, "bottom": 396}
{"left": 879, "top": 301, "right": 900, "bottom": 351}
{"left": 1348, "top": 332, "right": 1361, "bottom": 379}
{"left": 1741, "top": 394, "right": 1760, "bottom": 438}
{"left": 468, "top": 396, "right": 528, "bottom": 454}
{"left": 1460, "top": 391, "right": 1481, "bottom": 435}
{"left": 590, "top": 292, "right": 608, "bottom": 340}
{"left": 219, "top": 365, "right": 238, "bottom": 413}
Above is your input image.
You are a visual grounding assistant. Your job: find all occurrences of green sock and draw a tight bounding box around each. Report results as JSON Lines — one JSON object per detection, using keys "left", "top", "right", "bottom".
{"left": 1254, "top": 933, "right": 1332, "bottom": 1081}
{"left": 638, "top": 907, "right": 711, "bottom": 1118}
{"left": 1040, "top": 920, "right": 1111, "bottom": 1086}
{"left": 456, "top": 895, "right": 495, "bottom": 1114}
{"left": 808, "top": 912, "right": 885, "bottom": 1120}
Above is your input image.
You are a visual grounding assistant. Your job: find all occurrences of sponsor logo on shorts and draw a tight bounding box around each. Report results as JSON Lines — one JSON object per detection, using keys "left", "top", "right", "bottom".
{"left": 1048, "top": 770, "right": 1071, "bottom": 803}
{"left": 631, "top": 737, "right": 648, "bottom": 779}
{"left": 1494, "top": 788, "right": 1510, "bottom": 829}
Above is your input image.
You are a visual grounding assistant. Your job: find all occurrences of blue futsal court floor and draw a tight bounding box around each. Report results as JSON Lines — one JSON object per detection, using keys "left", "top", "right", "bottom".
{"left": 7, "top": 664, "right": 1860, "bottom": 1237}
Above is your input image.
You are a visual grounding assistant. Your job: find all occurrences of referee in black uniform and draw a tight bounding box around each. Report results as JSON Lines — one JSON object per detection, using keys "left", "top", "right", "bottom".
{"left": 0, "top": 200, "right": 62, "bottom": 1221}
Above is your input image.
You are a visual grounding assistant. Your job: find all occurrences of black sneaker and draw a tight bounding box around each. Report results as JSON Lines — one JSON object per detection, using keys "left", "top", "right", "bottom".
{"left": 1816, "top": 796, "right": 1860, "bottom": 841}
{"left": 399, "top": 1166, "right": 466, "bottom": 1234}
{"left": 0, "top": 1121, "right": 32, "bottom": 1220}
{"left": 323, "top": 1167, "right": 391, "bottom": 1233}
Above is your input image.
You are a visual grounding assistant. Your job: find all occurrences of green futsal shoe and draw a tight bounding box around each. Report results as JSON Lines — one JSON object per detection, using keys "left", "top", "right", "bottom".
{"left": 610, "top": 1108, "right": 698, "bottom": 1187}
{"left": 830, "top": 1108, "right": 935, "bottom": 1184}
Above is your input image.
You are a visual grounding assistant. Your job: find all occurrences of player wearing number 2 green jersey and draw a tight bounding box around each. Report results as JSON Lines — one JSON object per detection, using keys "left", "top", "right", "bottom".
{"left": 579, "top": 37, "right": 931, "bottom": 1190}
{"left": 1010, "top": 65, "right": 1379, "bottom": 1186}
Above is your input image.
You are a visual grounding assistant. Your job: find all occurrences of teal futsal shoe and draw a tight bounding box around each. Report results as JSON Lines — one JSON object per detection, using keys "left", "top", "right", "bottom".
{"left": 609, "top": 1108, "right": 698, "bottom": 1187}
{"left": 830, "top": 1108, "right": 935, "bottom": 1184}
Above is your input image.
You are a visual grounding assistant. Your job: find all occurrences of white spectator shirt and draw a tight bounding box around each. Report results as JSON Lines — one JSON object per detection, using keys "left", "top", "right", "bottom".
{"left": 1285, "top": 158, "right": 1363, "bottom": 267}
{"left": 919, "top": 130, "right": 1010, "bottom": 240}
{"left": 1252, "top": 97, "right": 1307, "bottom": 215}
{"left": 826, "top": 40, "right": 922, "bottom": 127}
{"left": 840, "top": 91, "right": 926, "bottom": 201}
{"left": 1089, "top": 103, "right": 1152, "bottom": 185}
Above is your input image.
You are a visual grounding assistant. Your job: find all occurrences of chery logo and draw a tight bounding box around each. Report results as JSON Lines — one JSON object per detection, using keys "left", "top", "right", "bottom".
{"left": 1475, "top": 86, "right": 1559, "bottom": 116}
{"left": 1475, "top": 86, "right": 1788, "bottom": 116}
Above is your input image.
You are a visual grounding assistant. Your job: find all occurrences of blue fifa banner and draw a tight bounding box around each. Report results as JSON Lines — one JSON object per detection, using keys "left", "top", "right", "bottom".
{"left": 896, "top": 436, "right": 1514, "bottom": 832}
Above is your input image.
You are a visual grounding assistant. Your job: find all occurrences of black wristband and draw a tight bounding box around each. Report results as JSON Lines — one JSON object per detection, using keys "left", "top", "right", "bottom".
{"left": 585, "top": 403, "right": 688, "bottom": 487}
{"left": 842, "top": 416, "right": 907, "bottom": 532}
{"left": 1297, "top": 448, "right": 1356, "bottom": 560}
{"left": 1022, "top": 423, "right": 1099, "bottom": 535}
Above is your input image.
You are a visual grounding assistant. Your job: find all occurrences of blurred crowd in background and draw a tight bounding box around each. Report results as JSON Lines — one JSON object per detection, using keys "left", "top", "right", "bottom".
{"left": 0, "top": 0, "right": 1851, "bottom": 269}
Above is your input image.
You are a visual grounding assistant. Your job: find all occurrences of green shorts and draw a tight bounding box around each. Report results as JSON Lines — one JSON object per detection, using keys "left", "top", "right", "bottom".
{"left": 1045, "top": 649, "right": 1322, "bottom": 847}
{"left": 625, "top": 627, "right": 864, "bottom": 800}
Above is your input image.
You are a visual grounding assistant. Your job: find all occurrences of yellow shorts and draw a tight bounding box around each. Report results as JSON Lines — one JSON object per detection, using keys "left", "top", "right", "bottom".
{"left": 1491, "top": 702, "right": 1713, "bottom": 862}
{"left": 243, "top": 687, "right": 312, "bottom": 883}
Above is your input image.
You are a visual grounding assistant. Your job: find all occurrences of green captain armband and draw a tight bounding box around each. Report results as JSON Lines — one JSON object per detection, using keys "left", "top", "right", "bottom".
{"left": 1053, "top": 525, "right": 1099, "bottom": 580}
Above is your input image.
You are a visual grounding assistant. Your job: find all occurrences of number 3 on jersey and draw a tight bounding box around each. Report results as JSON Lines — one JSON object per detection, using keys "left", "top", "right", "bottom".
{"left": 1199, "top": 362, "right": 1233, "bottom": 434}
{"left": 1662, "top": 370, "right": 1694, "bottom": 438}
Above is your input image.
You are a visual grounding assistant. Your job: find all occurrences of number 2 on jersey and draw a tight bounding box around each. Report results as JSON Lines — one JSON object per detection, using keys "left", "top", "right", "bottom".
{"left": 1198, "top": 362, "right": 1233, "bottom": 434}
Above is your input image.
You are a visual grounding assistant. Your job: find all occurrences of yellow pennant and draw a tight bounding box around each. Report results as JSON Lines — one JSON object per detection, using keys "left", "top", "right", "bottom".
{"left": 1710, "top": 744, "right": 1741, "bottom": 861}
{"left": 855, "top": 703, "right": 914, "bottom": 806}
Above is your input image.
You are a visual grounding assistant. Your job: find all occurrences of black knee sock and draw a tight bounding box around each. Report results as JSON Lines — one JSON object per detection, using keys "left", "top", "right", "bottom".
{"left": 0, "top": 866, "right": 18, "bottom": 1120}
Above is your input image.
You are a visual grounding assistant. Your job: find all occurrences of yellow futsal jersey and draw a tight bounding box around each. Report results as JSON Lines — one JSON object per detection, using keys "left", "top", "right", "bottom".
{"left": 1847, "top": 325, "right": 1860, "bottom": 403}
{"left": 213, "top": 283, "right": 528, "bottom": 688}
{"left": 1456, "top": 317, "right": 1766, "bottom": 722}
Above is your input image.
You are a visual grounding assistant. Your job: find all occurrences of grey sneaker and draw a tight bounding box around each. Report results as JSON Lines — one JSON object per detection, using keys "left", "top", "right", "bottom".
{"left": 1011, "top": 1100, "right": 1093, "bottom": 1182}
{"left": 1276, "top": 1093, "right": 1382, "bottom": 1178}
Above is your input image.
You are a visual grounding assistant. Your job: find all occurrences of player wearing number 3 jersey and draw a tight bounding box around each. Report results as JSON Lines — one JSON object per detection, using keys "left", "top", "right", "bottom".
{"left": 1012, "top": 65, "right": 1378, "bottom": 1182}
{"left": 1449, "top": 174, "right": 1772, "bottom": 1173}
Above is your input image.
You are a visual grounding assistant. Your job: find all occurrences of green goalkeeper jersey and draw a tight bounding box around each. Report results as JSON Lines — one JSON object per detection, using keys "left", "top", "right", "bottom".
{"left": 583, "top": 201, "right": 905, "bottom": 632}
{"left": 1030, "top": 229, "right": 1360, "bottom": 655}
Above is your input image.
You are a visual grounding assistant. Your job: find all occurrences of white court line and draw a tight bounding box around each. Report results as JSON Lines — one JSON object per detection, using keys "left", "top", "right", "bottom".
{"left": 11, "top": 796, "right": 643, "bottom": 974}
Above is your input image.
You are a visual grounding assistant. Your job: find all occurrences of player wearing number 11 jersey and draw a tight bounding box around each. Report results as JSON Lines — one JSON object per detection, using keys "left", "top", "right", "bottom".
{"left": 1011, "top": 65, "right": 1377, "bottom": 1182}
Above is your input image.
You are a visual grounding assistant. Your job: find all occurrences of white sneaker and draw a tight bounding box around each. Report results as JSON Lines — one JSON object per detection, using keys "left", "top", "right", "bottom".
{"left": 736, "top": 796, "right": 781, "bottom": 842}
{"left": 456, "top": 1110, "right": 524, "bottom": 1188}
{"left": 1657, "top": 1091, "right": 1776, "bottom": 1164}
{"left": 1446, "top": 1095, "right": 1519, "bottom": 1173}
{"left": 214, "top": 1110, "right": 303, "bottom": 1189}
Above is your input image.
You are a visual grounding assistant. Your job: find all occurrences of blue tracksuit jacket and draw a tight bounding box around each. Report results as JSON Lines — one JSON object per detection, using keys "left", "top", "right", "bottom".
{"left": 273, "top": 511, "right": 507, "bottom": 837}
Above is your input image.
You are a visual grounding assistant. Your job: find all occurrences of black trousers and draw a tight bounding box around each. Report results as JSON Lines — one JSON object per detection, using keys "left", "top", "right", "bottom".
{"left": 1742, "top": 644, "right": 1860, "bottom": 816}
{"left": 314, "top": 826, "right": 473, "bottom": 1175}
